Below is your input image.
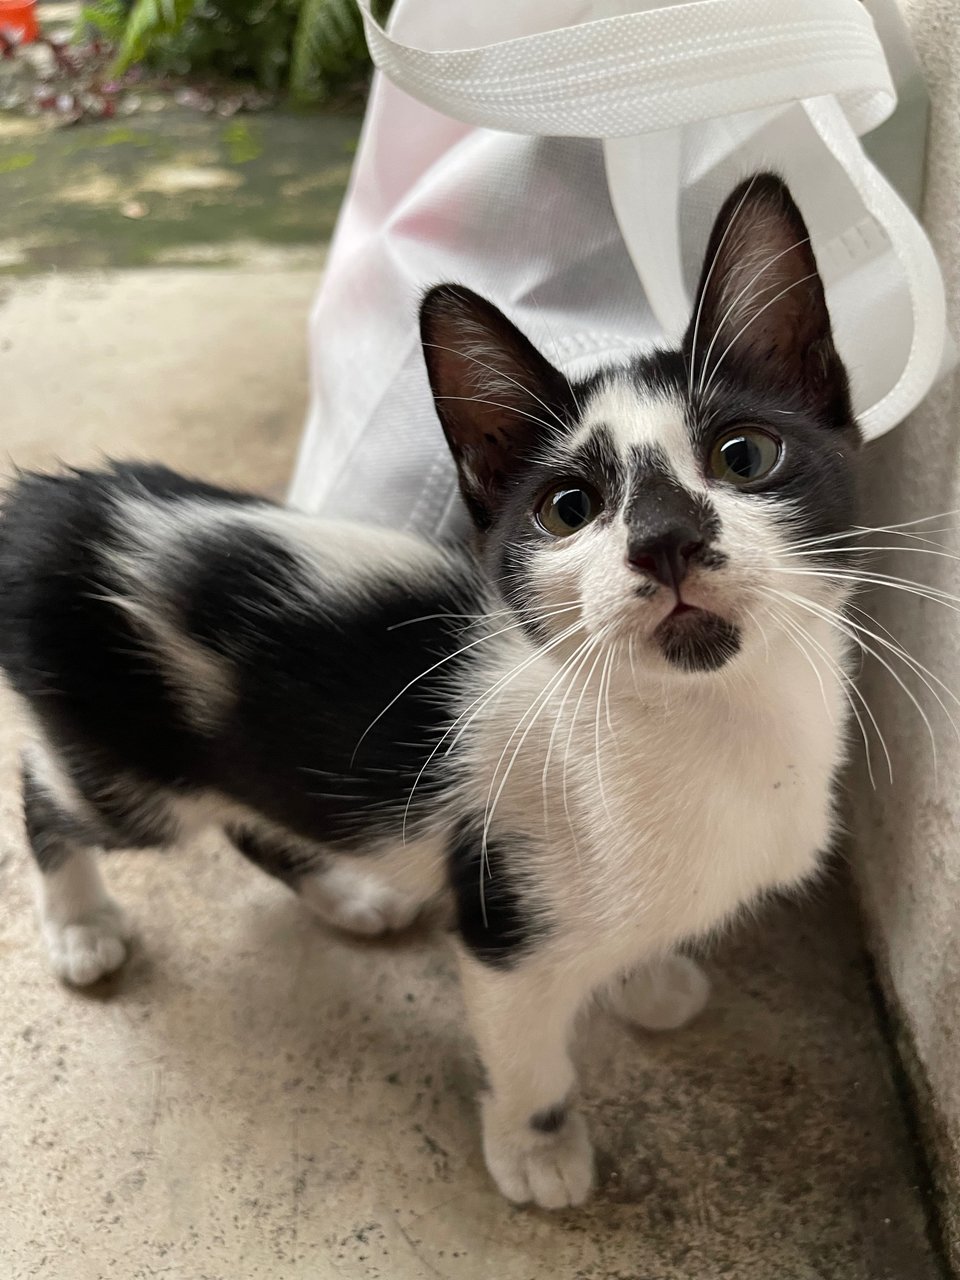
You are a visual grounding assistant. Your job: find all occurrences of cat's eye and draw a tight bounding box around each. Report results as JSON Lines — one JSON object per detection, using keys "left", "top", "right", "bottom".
{"left": 536, "top": 482, "right": 602, "bottom": 537}
{"left": 708, "top": 427, "right": 782, "bottom": 486}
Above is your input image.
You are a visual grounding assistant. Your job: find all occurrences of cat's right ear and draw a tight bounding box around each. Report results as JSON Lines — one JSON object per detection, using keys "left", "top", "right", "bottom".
{"left": 420, "top": 285, "right": 574, "bottom": 530}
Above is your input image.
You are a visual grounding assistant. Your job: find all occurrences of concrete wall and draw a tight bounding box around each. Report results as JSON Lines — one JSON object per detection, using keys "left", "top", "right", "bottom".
{"left": 851, "top": 0, "right": 960, "bottom": 1266}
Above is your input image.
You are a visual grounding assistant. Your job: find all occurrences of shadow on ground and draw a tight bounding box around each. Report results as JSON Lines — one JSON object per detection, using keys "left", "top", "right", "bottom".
{"left": 0, "top": 108, "right": 360, "bottom": 271}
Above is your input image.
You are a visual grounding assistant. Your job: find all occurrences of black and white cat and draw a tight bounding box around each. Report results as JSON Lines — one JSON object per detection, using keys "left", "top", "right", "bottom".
{"left": 0, "top": 174, "right": 859, "bottom": 1209}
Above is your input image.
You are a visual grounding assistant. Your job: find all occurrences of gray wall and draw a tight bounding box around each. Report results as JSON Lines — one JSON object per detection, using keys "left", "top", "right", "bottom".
{"left": 852, "top": 0, "right": 960, "bottom": 1264}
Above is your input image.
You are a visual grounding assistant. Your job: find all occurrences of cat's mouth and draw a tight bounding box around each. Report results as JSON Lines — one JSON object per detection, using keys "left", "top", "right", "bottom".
{"left": 652, "top": 603, "right": 742, "bottom": 673}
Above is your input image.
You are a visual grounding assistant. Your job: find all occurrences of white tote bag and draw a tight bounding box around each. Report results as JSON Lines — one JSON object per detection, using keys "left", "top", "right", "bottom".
{"left": 290, "top": 0, "right": 949, "bottom": 540}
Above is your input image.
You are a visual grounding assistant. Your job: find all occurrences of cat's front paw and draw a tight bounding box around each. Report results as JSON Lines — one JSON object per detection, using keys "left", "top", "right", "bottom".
{"left": 608, "top": 953, "right": 710, "bottom": 1031}
{"left": 43, "top": 901, "right": 133, "bottom": 986}
{"left": 482, "top": 1104, "right": 594, "bottom": 1209}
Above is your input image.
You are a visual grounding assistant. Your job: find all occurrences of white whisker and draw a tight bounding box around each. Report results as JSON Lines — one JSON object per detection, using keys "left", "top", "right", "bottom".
{"left": 700, "top": 271, "right": 817, "bottom": 405}
{"left": 687, "top": 174, "right": 760, "bottom": 397}
{"left": 696, "top": 236, "right": 810, "bottom": 399}
{"left": 770, "top": 587, "right": 948, "bottom": 775}
{"left": 423, "top": 341, "right": 570, "bottom": 433}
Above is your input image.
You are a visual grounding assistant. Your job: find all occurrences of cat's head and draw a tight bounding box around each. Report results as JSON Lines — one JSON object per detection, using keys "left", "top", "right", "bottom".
{"left": 420, "top": 173, "right": 860, "bottom": 676}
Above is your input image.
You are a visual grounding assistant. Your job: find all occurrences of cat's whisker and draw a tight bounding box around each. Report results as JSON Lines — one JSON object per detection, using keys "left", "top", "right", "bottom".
{"left": 539, "top": 632, "right": 603, "bottom": 848}
{"left": 687, "top": 173, "right": 760, "bottom": 397}
{"left": 779, "top": 543, "right": 960, "bottom": 565}
{"left": 401, "top": 617, "right": 586, "bottom": 844}
{"left": 695, "top": 235, "right": 811, "bottom": 399}
{"left": 434, "top": 394, "right": 566, "bottom": 440}
{"left": 627, "top": 634, "right": 641, "bottom": 699}
{"left": 351, "top": 607, "right": 582, "bottom": 766}
{"left": 528, "top": 294, "right": 584, "bottom": 420}
{"left": 761, "top": 600, "right": 887, "bottom": 787}
{"left": 386, "top": 605, "right": 536, "bottom": 632}
{"left": 758, "top": 594, "right": 883, "bottom": 782}
{"left": 769, "top": 586, "right": 952, "bottom": 775}
{"left": 761, "top": 605, "right": 833, "bottom": 725}
{"left": 560, "top": 635, "right": 610, "bottom": 841}
{"left": 547, "top": 631, "right": 607, "bottom": 855}
{"left": 440, "top": 613, "right": 586, "bottom": 754}
{"left": 602, "top": 643, "right": 618, "bottom": 739}
{"left": 836, "top": 600, "right": 960, "bottom": 723}
{"left": 592, "top": 644, "right": 617, "bottom": 825}
{"left": 743, "top": 605, "right": 771, "bottom": 665}
{"left": 480, "top": 629, "right": 606, "bottom": 913}
{"left": 767, "top": 565, "right": 960, "bottom": 613}
{"left": 782, "top": 510, "right": 960, "bottom": 553}
{"left": 423, "top": 341, "right": 570, "bottom": 434}
{"left": 699, "top": 270, "right": 818, "bottom": 404}
{"left": 538, "top": 632, "right": 602, "bottom": 846}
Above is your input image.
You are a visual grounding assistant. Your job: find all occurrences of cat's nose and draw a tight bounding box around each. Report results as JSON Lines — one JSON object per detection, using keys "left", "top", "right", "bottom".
{"left": 626, "top": 528, "right": 704, "bottom": 590}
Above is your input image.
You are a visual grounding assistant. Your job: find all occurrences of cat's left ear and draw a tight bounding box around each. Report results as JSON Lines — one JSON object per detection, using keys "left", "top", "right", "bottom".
{"left": 420, "top": 285, "right": 574, "bottom": 530}
{"left": 684, "top": 172, "right": 853, "bottom": 428}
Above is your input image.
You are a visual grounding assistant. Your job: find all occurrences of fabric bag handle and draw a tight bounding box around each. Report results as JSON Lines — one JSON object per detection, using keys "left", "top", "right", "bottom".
{"left": 356, "top": 0, "right": 895, "bottom": 139}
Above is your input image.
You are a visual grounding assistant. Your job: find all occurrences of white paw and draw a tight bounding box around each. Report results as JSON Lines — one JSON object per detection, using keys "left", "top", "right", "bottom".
{"left": 43, "top": 902, "right": 133, "bottom": 986}
{"left": 299, "top": 865, "right": 422, "bottom": 938}
{"left": 609, "top": 954, "right": 710, "bottom": 1031}
{"left": 483, "top": 1108, "right": 594, "bottom": 1209}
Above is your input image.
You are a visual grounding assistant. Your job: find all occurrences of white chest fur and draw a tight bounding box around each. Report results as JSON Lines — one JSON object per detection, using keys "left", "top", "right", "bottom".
{"left": 458, "top": 616, "right": 848, "bottom": 968}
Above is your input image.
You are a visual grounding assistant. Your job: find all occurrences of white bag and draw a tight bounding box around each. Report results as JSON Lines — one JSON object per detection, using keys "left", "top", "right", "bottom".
{"left": 290, "top": 0, "right": 950, "bottom": 540}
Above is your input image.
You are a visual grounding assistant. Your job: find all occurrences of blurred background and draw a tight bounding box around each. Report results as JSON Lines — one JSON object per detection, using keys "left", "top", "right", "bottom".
{"left": 0, "top": 0, "right": 381, "bottom": 495}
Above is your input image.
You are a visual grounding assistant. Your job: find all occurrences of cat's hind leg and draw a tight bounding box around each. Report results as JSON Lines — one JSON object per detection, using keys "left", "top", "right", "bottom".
{"left": 227, "top": 827, "right": 446, "bottom": 938}
{"left": 23, "top": 746, "right": 134, "bottom": 986}
{"left": 604, "top": 953, "right": 710, "bottom": 1031}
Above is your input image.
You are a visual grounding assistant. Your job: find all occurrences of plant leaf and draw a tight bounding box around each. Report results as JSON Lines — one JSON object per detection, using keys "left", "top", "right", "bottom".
{"left": 290, "top": 0, "right": 371, "bottom": 105}
{"left": 78, "top": 0, "right": 128, "bottom": 42}
{"left": 114, "top": 0, "right": 197, "bottom": 73}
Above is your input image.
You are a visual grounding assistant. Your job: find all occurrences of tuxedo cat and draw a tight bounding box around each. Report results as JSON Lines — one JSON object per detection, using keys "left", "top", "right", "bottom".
{"left": 0, "top": 174, "right": 859, "bottom": 1208}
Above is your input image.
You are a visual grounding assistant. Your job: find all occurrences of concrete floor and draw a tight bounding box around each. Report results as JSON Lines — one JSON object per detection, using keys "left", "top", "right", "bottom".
{"left": 0, "top": 114, "right": 948, "bottom": 1279}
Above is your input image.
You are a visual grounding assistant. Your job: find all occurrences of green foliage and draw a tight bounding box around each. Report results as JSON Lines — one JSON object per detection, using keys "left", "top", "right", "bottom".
{"left": 79, "top": 0, "right": 128, "bottom": 44}
{"left": 290, "top": 0, "right": 369, "bottom": 105}
{"left": 79, "top": 0, "right": 391, "bottom": 103}
{"left": 222, "top": 119, "right": 263, "bottom": 163}
{"left": 115, "top": 0, "right": 198, "bottom": 73}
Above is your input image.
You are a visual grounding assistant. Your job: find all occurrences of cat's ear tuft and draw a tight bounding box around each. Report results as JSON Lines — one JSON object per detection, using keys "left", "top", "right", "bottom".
{"left": 420, "top": 285, "right": 574, "bottom": 529}
{"left": 685, "top": 173, "right": 852, "bottom": 426}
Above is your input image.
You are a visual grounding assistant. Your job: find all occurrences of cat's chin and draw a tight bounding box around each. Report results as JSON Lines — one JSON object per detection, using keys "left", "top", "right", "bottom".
{"left": 652, "top": 606, "right": 742, "bottom": 674}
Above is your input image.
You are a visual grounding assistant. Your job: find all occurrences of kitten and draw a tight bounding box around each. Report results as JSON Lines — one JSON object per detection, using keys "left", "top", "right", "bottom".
{"left": 0, "top": 174, "right": 859, "bottom": 1209}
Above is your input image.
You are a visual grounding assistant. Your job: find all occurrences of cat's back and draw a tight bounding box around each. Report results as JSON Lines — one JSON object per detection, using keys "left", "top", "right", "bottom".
{"left": 0, "top": 463, "right": 484, "bottom": 807}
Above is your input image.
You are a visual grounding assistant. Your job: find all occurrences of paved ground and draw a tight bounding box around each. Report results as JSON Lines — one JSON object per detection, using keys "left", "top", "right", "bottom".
{"left": 0, "top": 108, "right": 358, "bottom": 272}
{"left": 0, "top": 99, "right": 949, "bottom": 1279}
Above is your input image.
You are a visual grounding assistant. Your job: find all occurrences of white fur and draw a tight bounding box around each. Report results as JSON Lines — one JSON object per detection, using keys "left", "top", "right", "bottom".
{"left": 439, "top": 381, "right": 850, "bottom": 1206}
{"left": 604, "top": 953, "right": 712, "bottom": 1032}
{"left": 298, "top": 838, "right": 447, "bottom": 936}
{"left": 36, "top": 852, "right": 132, "bottom": 985}
{"left": 26, "top": 389, "right": 851, "bottom": 1203}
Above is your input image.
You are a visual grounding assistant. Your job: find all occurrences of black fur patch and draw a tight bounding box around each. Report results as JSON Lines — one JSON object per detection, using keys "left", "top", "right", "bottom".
{"left": 688, "top": 383, "right": 859, "bottom": 560}
{"left": 448, "top": 820, "right": 544, "bottom": 968}
{"left": 565, "top": 426, "right": 625, "bottom": 512}
{"left": 227, "top": 824, "right": 323, "bottom": 887}
{"left": 654, "top": 610, "right": 742, "bottom": 672}
{"left": 624, "top": 443, "right": 721, "bottom": 566}
{"left": 0, "top": 465, "right": 219, "bottom": 791}
{"left": 21, "top": 762, "right": 97, "bottom": 871}
{"left": 0, "top": 463, "right": 485, "bottom": 862}
{"left": 530, "top": 1104, "right": 568, "bottom": 1134}
{"left": 181, "top": 530, "right": 480, "bottom": 849}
